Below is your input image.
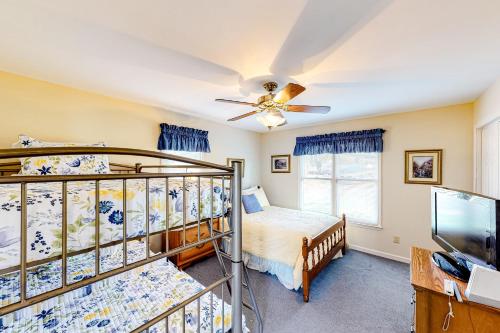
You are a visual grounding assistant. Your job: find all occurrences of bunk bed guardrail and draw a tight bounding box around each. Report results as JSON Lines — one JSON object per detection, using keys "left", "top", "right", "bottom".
{"left": 0, "top": 147, "right": 246, "bottom": 333}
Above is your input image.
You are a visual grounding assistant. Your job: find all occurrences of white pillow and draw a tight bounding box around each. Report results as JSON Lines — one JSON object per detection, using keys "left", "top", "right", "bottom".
{"left": 242, "top": 186, "right": 258, "bottom": 194}
{"left": 13, "top": 135, "right": 111, "bottom": 175}
{"left": 242, "top": 185, "right": 270, "bottom": 207}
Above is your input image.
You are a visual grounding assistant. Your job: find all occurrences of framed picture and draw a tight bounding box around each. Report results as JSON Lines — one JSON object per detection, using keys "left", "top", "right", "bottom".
{"left": 226, "top": 158, "right": 245, "bottom": 177}
{"left": 405, "top": 149, "right": 442, "bottom": 185}
{"left": 271, "top": 154, "right": 291, "bottom": 173}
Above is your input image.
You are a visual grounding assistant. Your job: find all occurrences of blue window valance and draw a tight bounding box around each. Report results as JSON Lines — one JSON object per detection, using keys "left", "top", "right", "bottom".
{"left": 293, "top": 128, "right": 385, "bottom": 156}
{"left": 157, "top": 124, "right": 211, "bottom": 152}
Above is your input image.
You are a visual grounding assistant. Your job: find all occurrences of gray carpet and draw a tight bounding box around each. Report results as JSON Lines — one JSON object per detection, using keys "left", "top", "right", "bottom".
{"left": 186, "top": 250, "right": 413, "bottom": 333}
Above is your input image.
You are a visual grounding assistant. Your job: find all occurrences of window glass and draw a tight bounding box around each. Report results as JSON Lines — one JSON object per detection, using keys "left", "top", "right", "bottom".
{"left": 161, "top": 150, "right": 203, "bottom": 173}
{"left": 300, "top": 153, "right": 381, "bottom": 226}
{"left": 302, "top": 154, "right": 333, "bottom": 178}
{"left": 301, "top": 178, "right": 332, "bottom": 214}
{"left": 335, "top": 153, "right": 378, "bottom": 180}
{"left": 336, "top": 180, "right": 378, "bottom": 223}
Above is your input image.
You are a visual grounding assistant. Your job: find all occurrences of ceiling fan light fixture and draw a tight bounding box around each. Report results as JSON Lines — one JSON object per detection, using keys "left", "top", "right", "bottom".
{"left": 218, "top": 81, "right": 330, "bottom": 126}
{"left": 256, "top": 110, "right": 286, "bottom": 129}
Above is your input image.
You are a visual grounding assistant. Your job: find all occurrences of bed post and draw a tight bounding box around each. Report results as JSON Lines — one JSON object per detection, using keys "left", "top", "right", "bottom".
{"left": 231, "top": 161, "right": 243, "bottom": 333}
{"left": 302, "top": 237, "right": 310, "bottom": 302}
{"left": 341, "top": 214, "right": 346, "bottom": 255}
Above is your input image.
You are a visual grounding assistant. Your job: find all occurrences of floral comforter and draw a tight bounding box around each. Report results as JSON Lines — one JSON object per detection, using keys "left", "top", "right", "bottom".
{"left": 0, "top": 240, "right": 150, "bottom": 306}
{"left": 0, "top": 255, "right": 244, "bottom": 332}
{"left": 0, "top": 178, "right": 227, "bottom": 269}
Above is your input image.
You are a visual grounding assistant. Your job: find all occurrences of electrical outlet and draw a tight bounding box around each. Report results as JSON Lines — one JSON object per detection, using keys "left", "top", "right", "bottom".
{"left": 393, "top": 236, "right": 400, "bottom": 244}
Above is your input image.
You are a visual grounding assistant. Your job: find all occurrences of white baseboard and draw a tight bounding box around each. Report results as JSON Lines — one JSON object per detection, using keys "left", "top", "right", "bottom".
{"left": 348, "top": 244, "right": 410, "bottom": 263}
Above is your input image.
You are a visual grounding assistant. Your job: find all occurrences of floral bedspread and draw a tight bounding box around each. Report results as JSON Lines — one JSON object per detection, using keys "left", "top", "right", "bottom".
{"left": 0, "top": 255, "right": 244, "bottom": 332}
{"left": 0, "top": 240, "right": 150, "bottom": 306}
{"left": 0, "top": 178, "right": 227, "bottom": 269}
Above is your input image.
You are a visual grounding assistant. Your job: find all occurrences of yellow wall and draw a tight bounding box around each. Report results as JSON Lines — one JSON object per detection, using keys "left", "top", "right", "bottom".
{"left": 0, "top": 70, "right": 475, "bottom": 262}
{"left": 260, "top": 104, "right": 474, "bottom": 261}
{"left": 0, "top": 71, "right": 261, "bottom": 186}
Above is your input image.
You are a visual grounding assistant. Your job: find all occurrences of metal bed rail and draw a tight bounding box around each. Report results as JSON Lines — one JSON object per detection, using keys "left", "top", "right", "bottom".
{"left": 132, "top": 274, "right": 232, "bottom": 333}
{"left": 0, "top": 147, "right": 245, "bottom": 333}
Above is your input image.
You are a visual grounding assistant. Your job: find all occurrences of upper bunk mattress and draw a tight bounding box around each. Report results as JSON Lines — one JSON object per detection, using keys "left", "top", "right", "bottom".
{"left": 0, "top": 256, "right": 245, "bottom": 333}
{"left": 0, "top": 178, "right": 227, "bottom": 269}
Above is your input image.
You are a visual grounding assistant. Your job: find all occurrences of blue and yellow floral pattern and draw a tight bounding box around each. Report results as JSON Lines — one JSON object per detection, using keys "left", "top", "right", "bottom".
{"left": 13, "top": 135, "right": 111, "bottom": 176}
{"left": 0, "top": 240, "right": 148, "bottom": 306}
{"left": 0, "top": 178, "right": 227, "bottom": 271}
{"left": 0, "top": 253, "right": 246, "bottom": 332}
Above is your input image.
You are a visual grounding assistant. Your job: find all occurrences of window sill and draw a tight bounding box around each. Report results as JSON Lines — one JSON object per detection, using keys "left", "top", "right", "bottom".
{"left": 347, "top": 219, "right": 383, "bottom": 230}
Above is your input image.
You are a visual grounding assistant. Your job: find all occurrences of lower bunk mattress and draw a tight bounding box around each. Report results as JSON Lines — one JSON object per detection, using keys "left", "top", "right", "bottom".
{"left": 0, "top": 255, "right": 246, "bottom": 332}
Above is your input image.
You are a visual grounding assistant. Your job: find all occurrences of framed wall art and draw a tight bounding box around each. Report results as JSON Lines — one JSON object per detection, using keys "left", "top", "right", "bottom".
{"left": 271, "top": 154, "right": 291, "bottom": 173}
{"left": 405, "top": 149, "right": 442, "bottom": 185}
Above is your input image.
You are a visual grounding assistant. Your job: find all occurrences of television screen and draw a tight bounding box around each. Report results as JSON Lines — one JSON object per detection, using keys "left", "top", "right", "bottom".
{"left": 431, "top": 187, "right": 497, "bottom": 269}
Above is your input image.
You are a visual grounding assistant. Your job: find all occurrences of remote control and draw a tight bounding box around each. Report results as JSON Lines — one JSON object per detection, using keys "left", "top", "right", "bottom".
{"left": 452, "top": 281, "right": 463, "bottom": 303}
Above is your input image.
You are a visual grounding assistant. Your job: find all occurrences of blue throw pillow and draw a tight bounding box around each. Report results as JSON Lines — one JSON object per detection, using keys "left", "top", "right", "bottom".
{"left": 242, "top": 194, "right": 263, "bottom": 214}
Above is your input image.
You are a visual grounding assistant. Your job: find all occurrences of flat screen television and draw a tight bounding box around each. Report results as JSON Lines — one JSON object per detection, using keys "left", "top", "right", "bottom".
{"left": 431, "top": 187, "right": 499, "bottom": 279}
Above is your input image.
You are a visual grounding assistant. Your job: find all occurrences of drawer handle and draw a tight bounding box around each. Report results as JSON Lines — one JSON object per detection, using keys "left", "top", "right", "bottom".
{"left": 196, "top": 232, "right": 208, "bottom": 248}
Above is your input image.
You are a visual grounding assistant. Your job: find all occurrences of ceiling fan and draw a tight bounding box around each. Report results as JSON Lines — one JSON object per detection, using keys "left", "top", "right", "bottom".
{"left": 215, "top": 82, "right": 330, "bottom": 129}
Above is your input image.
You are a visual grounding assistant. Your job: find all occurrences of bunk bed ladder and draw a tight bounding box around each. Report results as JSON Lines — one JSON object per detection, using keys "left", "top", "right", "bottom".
{"left": 206, "top": 208, "right": 263, "bottom": 333}
{"left": 209, "top": 235, "right": 263, "bottom": 333}
{"left": 242, "top": 262, "right": 264, "bottom": 333}
{"left": 207, "top": 161, "right": 263, "bottom": 333}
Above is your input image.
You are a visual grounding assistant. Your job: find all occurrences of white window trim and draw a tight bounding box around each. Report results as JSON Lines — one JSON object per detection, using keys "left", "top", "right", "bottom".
{"left": 299, "top": 153, "right": 382, "bottom": 228}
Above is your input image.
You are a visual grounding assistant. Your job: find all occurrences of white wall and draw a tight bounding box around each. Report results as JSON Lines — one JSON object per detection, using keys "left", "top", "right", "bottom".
{"left": 259, "top": 104, "right": 474, "bottom": 261}
{"left": 474, "top": 78, "right": 500, "bottom": 128}
{"left": 0, "top": 71, "right": 261, "bottom": 187}
{"left": 473, "top": 77, "right": 500, "bottom": 194}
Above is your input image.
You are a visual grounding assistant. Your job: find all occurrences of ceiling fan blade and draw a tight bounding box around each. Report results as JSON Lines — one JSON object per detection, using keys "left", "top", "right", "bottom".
{"left": 227, "top": 110, "right": 258, "bottom": 121}
{"left": 286, "top": 105, "right": 331, "bottom": 114}
{"left": 216, "top": 99, "right": 257, "bottom": 106}
{"left": 270, "top": 0, "right": 391, "bottom": 76}
{"left": 273, "top": 83, "right": 306, "bottom": 104}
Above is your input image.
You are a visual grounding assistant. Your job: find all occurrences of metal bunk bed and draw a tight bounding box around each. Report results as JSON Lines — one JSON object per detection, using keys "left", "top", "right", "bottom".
{"left": 0, "top": 147, "right": 262, "bottom": 333}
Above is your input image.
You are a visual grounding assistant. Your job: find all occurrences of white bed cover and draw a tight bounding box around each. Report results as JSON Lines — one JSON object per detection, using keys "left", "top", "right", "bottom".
{"left": 242, "top": 206, "right": 343, "bottom": 290}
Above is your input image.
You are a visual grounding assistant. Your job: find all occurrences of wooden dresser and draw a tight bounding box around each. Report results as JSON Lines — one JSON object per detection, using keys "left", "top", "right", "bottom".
{"left": 163, "top": 219, "right": 221, "bottom": 269}
{"left": 410, "top": 247, "right": 500, "bottom": 332}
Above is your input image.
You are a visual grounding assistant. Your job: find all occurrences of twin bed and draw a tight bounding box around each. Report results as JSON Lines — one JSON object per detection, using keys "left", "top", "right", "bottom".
{"left": 0, "top": 141, "right": 249, "bottom": 333}
{"left": 235, "top": 186, "right": 346, "bottom": 302}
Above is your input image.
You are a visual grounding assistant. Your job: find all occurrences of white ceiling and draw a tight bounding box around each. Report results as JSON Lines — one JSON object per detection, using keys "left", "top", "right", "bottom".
{"left": 1, "top": 0, "right": 500, "bottom": 132}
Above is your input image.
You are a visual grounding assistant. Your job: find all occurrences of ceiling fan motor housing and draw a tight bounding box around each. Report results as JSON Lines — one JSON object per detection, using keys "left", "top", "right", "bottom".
{"left": 262, "top": 81, "right": 278, "bottom": 93}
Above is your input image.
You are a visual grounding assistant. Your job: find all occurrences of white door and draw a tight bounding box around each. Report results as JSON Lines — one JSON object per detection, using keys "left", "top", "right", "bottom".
{"left": 480, "top": 121, "right": 500, "bottom": 198}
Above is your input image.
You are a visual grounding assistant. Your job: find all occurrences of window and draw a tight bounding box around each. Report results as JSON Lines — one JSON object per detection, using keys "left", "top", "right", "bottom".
{"left": 300, "top": 154, "right": 334, "bottom": 214}
{"left": 161, "top": 150, "right": 203, "bottom": 173}
{"left": 300, "top": 153, "right": 381, "bottom": 227}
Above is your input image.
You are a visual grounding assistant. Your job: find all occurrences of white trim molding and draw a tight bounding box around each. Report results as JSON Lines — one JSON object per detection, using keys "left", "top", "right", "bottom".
{"left": 348, "top": 244, "right": 410, "bottom": 264}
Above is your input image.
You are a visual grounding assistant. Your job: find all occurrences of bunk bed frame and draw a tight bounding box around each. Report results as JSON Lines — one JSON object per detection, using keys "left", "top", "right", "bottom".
{"left": 0, "top": 147, "right": 261, "bottom": 333}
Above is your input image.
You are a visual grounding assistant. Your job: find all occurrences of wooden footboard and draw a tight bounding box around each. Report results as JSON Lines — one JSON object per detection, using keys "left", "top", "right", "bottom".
{"left": 301, "top": 214, "right": 346, "bottom": 302}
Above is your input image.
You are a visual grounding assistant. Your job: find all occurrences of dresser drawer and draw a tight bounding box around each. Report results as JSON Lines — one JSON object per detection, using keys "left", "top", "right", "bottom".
{"left": 168, "top": 219, "right": 220, "bottom": 268}
{"left": 178, "top": 239, "right": 215, "bottom": 263}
